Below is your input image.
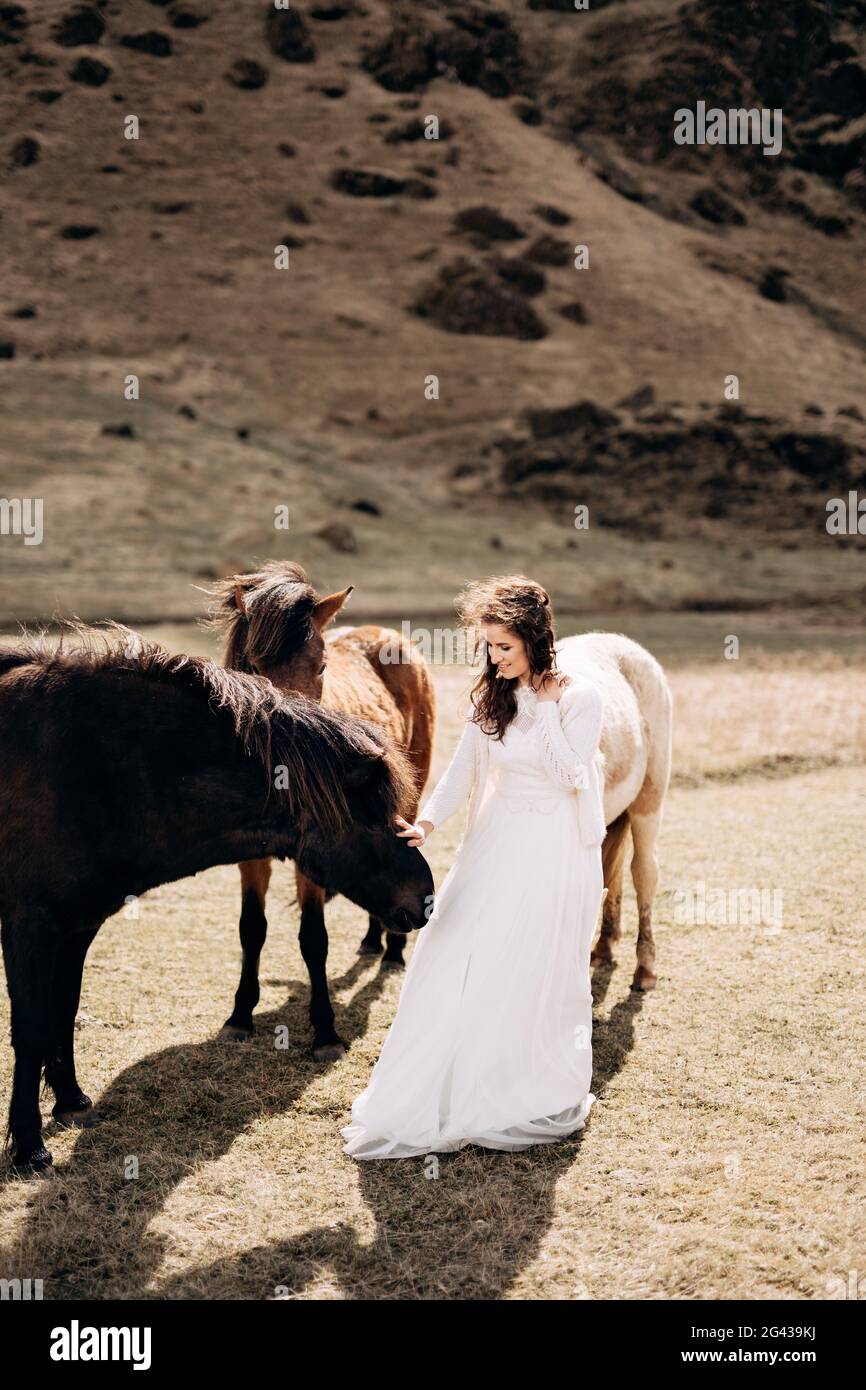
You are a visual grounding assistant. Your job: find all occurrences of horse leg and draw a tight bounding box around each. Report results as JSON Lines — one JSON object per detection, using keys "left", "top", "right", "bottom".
{"left": 297, "top": 871, "right": 346, "bottom": 1062}
{"left": 360, "top": 913, "right": 406, "bottom": 968}
{"left": 383, "top": 925, "right": 407, "bottom": 968}
{"left": 629, "top": 809, "right": 662, "bottom": 991}
{"left": 45, "top": 928, "right": 99, "bottom": 1128}
{"left": 591, "top": 812, "right": 630, "bottom": 968}
{"left": 2, "top": 909, "right": 58, "bottom": 1171}
{"left": 358, "top": 915, "right": 383, "bottom": 957}
{"left": 221, "top": 859, "right": 272, "bottom": 1041}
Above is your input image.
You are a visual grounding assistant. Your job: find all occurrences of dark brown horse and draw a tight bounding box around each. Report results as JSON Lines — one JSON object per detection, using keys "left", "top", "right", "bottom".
{"left": 0, "top": 628, "right": 433, "bottom": 1170}
{"left": 208, "top": 562, "right": 435, "bottom": 1059}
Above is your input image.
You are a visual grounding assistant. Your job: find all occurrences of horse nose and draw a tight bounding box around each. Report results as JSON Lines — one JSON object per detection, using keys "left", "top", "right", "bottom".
{"left": 390, "top": 905, "right": 422, "bottom": 934}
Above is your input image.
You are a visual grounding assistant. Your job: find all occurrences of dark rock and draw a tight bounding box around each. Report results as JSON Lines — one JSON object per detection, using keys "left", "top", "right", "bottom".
{"left": 168, "top": 6, "right": 208, "bottom": 27}
{"left": 330, "top": 167, "right": 432, "bottom": 197}
{"left": 436, "top": 8, "right": 527, "bottom": 99}
{"left": 310, "top": 4, "right": 359, "bottom": 18}
{"left": 102, "top": 422, "right": 135, "bottom": 438}
{"left": 804, "top": 404, "right": 824, "bottom": 416}
{"left": 265, "top": 8, "right": 316, "bottom": 63}
{"left": 225, "top": 59, "right": 268, "bottom": 89}
{"left": 0, "top": 4, "right": 27, "bottom": 45}
{"left": 412, "top": 256, "right": 547, "bottom": 340}
{"left": 178, "top": 403, "right": 197, "bottom": 419}
{"left": 0, "top": 341, "right": 17, "bottom": 359}
{"left": 120, "top": 31, "right": 173, "bottom": 56}
{"left": 758, "top": 267, "right": 789, "bottom": 302}
{"left": 558, "top": 301, "right": 589, "bottom": 325}
{"left": 29, "top": 89, "right": 64, "bottom": 102}
{"left": 10, "top": 136, "right": 39, "bottom": 166}
{"left": 514, "top": 100, "right": 542, "bottom": 125}
{"left": 317, "top": 520, "right": 357, "bottom": 552}
{"left": 492, "top": 256, "right": 546, "bottom": 297}
{"left": 151, "top": 201, "right": 191, "bottom": 213}
{"left": 350, "top": 498, "right": 381, "bottom": 516}
{"left": 70, "top": 55, "right": 110, "bottom": 84}
{"left": 385, "top": 116, "right": 454, "bottom": 143}
{"left": 616, "top": 384, "right": 656, "bottom": 411}
{"left": 838, "top": 405, "right": 864, "bottom": 421}
{"left": 319, "top": 84, "right": 346, "bottom": 98}
{"left": 525, "top": 234, "right": 571, "bottom": 267}
{"left": 278, "top": 142, "right": 297, "bottom": 158}
{"left": 403, "top": 177, "right": 436, "bottom": 199}
{"left": 770, "top": 431, "right": 858, "bottom": 486}
{"left": 59, "top": 224, "right": 100, "bottom": 238}
{"left": 364, "top": 10, "right": 528, "bottom": 98}
{"left": 526, "top": 399, "right": 620, "bottom": 439}
{"left": 534, "top": 203, "right": 570, "bottom": 226}
{"left": 453, "top": 205, "right": 524, "bottom": 242}
{"left": 716, "top": 403, "right": 747, "bottom": 423}
{"left": 53, "top": 6, "right": 105, "bottom": 47}
{"left": 690, "top": 187, "right": 747, "bottom": 226}
{"left": 362, "top": 23, "right": 436, "bottom": 92}
{"left": 285, "top": 200, "right": 310, "bottom": 224}
{"left": 9, "top": 305, "right": 36, "bottom": 318}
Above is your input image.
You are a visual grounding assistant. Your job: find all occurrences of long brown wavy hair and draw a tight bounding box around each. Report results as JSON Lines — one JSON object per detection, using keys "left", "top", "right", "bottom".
{"left": 457, "top": 575, "right": 560, "bottom": 740}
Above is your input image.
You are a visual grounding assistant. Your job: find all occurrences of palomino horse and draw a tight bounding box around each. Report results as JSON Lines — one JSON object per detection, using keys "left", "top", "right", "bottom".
{"left": 556, "top": 633, "right": 673, "bottom": 990}
{"left": 0, "top": 628, "right": 433, "bottom": 1169}
{"left": 209, "top": 563, "right": 435, "bottom": 1060}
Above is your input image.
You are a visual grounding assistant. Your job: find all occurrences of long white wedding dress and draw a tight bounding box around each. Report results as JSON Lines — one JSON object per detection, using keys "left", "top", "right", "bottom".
{"left": 341, "top": 682, "right": 605, "bottom": 1159}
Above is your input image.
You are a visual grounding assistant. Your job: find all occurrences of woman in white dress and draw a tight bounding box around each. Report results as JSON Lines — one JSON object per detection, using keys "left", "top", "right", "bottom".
{"left": 341, "top": 575, "right": 607, "bottom": 1160}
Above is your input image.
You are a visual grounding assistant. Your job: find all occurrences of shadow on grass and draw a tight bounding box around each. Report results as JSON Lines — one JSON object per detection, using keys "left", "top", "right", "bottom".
{"left": 1, "top": 953, "right": 647, "bottom": 1300}
{"left": 0, "top": 949, "right": 399, "bottom": 1297}
{"left": 152, "top": 962, "right": 648, "bottom": 1299}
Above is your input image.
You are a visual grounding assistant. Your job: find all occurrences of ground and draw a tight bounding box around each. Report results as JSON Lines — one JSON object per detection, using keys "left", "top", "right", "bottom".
{"left": 0, "top": 614, "right": 863, "bottom": 1300}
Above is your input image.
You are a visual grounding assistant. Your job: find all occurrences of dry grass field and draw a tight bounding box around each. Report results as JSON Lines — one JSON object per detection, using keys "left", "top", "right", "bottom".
{"left": 0, "top": 614, "right": 864, "bottom": 1300}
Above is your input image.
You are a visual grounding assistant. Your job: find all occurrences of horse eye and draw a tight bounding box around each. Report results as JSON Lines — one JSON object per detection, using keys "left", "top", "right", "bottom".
{"left": 319, "top": 664, "right": 326, "bottom": 676}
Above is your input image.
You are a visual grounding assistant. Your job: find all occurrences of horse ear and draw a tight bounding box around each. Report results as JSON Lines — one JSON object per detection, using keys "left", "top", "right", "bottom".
{"left": 312, "top": 585, "right": 354, "bottom": 631}
{"left": 234, "top": 584, "right": 246, "bottom": 615}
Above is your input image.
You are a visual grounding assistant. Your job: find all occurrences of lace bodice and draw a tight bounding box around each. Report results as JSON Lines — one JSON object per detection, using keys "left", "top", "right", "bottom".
{"left": 418, "top": 679, "right": 605, "bottom": 837}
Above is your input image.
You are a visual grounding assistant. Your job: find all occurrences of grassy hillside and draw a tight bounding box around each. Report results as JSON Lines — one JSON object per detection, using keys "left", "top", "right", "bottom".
{"left": 1, "top": 0, "right": 864, "bottom": 623}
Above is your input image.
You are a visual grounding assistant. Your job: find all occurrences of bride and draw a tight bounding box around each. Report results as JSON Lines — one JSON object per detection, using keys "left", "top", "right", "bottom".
{"left": 341, "top": 575, "right": 607, "bottom": 1160}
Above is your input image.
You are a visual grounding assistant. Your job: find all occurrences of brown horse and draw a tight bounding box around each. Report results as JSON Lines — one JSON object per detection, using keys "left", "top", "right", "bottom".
{"left": 208, "top": 562, "right": 436, "bottom": 1059}
{"left": 0, "top": 627, "right": 433, "bottom": 1169}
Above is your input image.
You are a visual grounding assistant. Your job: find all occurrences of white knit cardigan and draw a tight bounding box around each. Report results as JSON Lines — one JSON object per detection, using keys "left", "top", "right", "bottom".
{"left": 418, "top": 676, "right": 607, "bottom": 849}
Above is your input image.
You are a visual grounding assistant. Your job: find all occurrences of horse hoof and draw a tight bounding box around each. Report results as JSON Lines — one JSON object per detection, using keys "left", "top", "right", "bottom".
{"left": 220, "top": 1023, "right": 254, "bottom": 1043}
{"left": 382, "top": 956, "right": 405, "bottom": 971}
{"left": 357, "top": 941, "right": 382, "bottom": 957}
{"left": 52, "top": 1100, "right": 99, "bottom": 1129}
{"left": 590, "top": 950, "right": 613, "bottom": 969}
{"left": 11, "top": 1145, "right": 54, "bottom": 1176}
{"left": 312, "top": 1040, "right": 347, "bottom": 1063}
{"left": 631, "top": 969, "right": 658, "bottom": 992}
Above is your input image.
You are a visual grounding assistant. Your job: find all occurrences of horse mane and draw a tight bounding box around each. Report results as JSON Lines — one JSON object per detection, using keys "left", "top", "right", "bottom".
{"left": 0, "top": 623, "right": 415, "bottom": 834}
{"left": 204, "top": 561, "right": 319, "bottom": 672}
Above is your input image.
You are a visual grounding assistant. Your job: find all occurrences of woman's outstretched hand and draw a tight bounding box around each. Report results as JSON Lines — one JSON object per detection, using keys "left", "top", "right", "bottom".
{"left": 394, "top": 815, "right": 432, "bottom": 848}
{"left": 534, "top": 673, "right": 571, "bottom": 703}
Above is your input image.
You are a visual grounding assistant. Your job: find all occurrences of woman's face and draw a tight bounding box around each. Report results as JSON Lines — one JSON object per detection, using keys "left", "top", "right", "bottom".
{"left": 483, "top": 624, "right": 530, "bottom": 682}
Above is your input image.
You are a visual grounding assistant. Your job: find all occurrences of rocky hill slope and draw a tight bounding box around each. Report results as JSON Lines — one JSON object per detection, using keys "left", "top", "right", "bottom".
{"left": 1, "top": 0, "right": 864, "bottom": 622}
